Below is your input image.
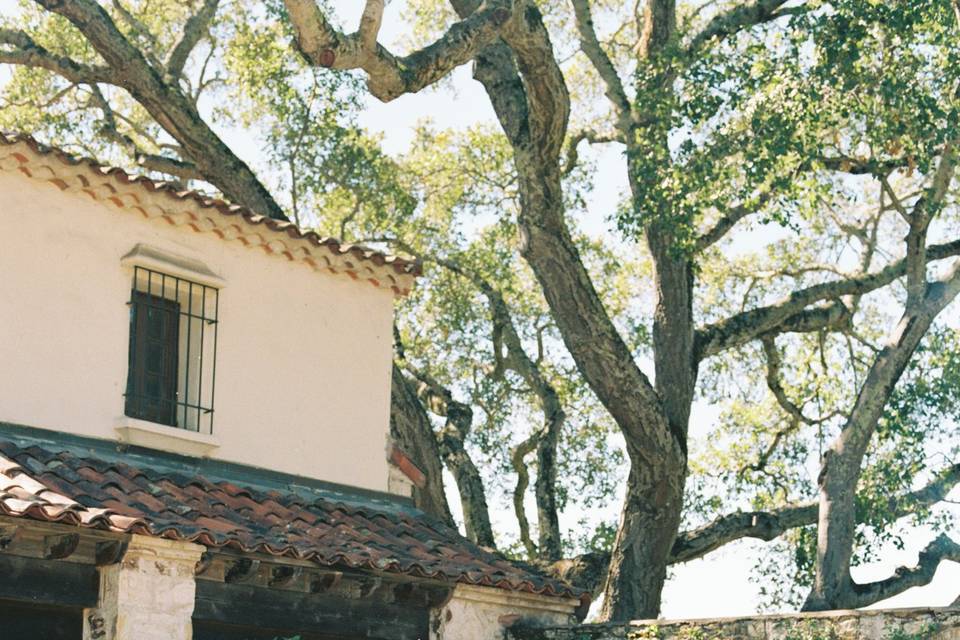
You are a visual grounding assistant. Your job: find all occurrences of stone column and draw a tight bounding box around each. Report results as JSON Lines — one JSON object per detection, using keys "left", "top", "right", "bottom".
{"left": 83, "top": 535, "right": 204, "bottom": 640}
{"left": 432, "top": 584, "right": 583, "bottom": 640}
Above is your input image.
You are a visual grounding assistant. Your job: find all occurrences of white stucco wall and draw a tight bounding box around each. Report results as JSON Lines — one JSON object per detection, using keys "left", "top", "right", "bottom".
{"left": 432, "top": 585, "right": 581, "bottom": 640}
{"left": 0, "top": 170, "right": 396, "bottom": 491}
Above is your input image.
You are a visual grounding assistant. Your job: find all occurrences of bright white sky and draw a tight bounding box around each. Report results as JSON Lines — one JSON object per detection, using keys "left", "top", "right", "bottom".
{"left": 0, "top": 0, "right": 956, "bottom": 620}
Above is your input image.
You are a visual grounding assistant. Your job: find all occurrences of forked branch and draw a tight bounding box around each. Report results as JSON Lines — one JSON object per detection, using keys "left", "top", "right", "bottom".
{"left": 284, "top": 0, "right": 517, "bottom": 101}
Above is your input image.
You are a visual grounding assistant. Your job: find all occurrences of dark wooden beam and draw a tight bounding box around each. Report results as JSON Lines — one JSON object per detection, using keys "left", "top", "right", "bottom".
{"left": 0, "top": 553, "right": 99, "bottom": 608}
{"left": 309, "top": 571, "right": 342, "bottom": 593}
{"left": 224, "top": 558, "right": 260, "bottom": 584}
{"left": 195, "top": 551, "right": 214, "bottom": 576}
{"left": 268, "top": 565, "right": 301, "bottom": 588}
{"left": 194, "top": 580, "right": 430, "bottom": 640}
{"left": 391, "top": 581, "right": 453, "bottom": 608}
{"left": 95, "top": 540, "right": 128, "bottom": 566}
{"left": 43, "top": 533, "right": 80, "bottom": 560}
{"left": 0, "top": 525, "right": 18, "bottom": 550}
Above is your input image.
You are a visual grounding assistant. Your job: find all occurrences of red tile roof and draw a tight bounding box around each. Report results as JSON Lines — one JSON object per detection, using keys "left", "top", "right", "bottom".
{"left": 0, "top": 132, "right": 422, "bottom": 292}
{"left": 0, "top": 436, "right": 582, "bottom": 600}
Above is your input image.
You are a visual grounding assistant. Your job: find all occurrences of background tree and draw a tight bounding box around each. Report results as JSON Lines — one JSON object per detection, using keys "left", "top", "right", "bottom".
{"left": 2, "top": 0, "right": 959, "bottom": 620}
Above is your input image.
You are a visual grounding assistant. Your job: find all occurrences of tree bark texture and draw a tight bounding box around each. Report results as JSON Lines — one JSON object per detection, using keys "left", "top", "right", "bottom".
{"left": 390, "top": 364, "right": 454, "bottom": 525}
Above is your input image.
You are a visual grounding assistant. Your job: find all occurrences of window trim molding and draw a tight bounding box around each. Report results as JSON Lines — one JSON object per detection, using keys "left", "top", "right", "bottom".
{"left": 115, "top": 416, "right": 220, "bottom": 457}
{"left": 120, "top": 243, "right": 226, "bottom": 289}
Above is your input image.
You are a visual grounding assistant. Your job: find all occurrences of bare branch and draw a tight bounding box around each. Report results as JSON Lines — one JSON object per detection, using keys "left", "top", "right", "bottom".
{"left": 849, "top": 534, "right": 960, "bottom": 608}
{"left": 686, "top": 0, "right": 798, "bottom": 55}
{"left": 510, "top": 432, "right": 540, "bottom": 558}
{"left": 569, "top": 0, "right": 632, "bottom": 133}
{"left": 761, "top": 336, "right": 816, "bottom": 426}
{"left": 696, "top": 191, "right": 775, "bottom": 251}
{"left": 672, "top": 462, "right": 960, "bottom": 564}
{"left": 88, "top": 86, "right": 203, "bottom": 181}
{"left": 285, "top": 0, "right": 516, "bottom": 102}
{"left": 696, "top": 239, "right": 960, "bottom": 360}
{"left": 166, "top": 0, "right": 221, "bottom": 80}
{"left": 0, "top": 28, "right": 112, "bottom": 84}
{"left": 562, "top": 129, "right": 622, "bottom": 176}
{"left": 358, "top": 0, "right": 385, "bottom": 52}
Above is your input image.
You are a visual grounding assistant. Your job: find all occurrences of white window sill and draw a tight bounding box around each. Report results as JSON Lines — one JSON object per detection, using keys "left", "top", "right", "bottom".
{"left": 115, "top": 417, "right": 220, "bottom": 458}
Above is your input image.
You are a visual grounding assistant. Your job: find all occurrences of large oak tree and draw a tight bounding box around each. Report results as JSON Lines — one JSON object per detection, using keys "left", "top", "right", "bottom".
{"left": 2, "top": 0, "right": 959, "bottom": 620}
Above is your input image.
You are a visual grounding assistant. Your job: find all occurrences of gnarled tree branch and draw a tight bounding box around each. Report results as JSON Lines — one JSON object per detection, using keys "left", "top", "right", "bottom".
{"left": 0, "top": 28, "right": 112, "bottom": 84}
{"left": 30, "top": 0, "right": 287, "bottom": 219}
{"left": 686, "top": 0, "right": 798, "bottom": 56}
{"left": 166, "top": 0, "right": 220, "bottom": 80}
{"left": 285, "top": 0, "right": 516, "bottom": 102}
{"left": 696, "top": 239, "right": 960, "bottom": 360}
{"left": 569, "top": 0, "right": 632, "bottom": 134}
{"left": 849, "top": 534, "right": 960, "bottom": 608}
{"left": 399, "top": 350, "right": 497, "bottom": 549}
{"left": 543, "top": 462, "right": 960, "bottom": 594}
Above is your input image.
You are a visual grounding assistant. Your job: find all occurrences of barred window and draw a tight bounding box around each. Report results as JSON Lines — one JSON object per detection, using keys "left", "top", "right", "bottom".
{"left": 124, "top": 266, "right": 219, "bottom": 433}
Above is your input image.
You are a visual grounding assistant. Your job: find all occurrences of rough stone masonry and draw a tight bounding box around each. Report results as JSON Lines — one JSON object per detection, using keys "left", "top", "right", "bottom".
{"left": 509, "top": 607, "right": 960, "bottom": 640}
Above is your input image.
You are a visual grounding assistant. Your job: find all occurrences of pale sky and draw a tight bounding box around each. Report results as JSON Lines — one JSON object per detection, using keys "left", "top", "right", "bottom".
{"left": 0, "top": 0, "right": 956, "bottom": 620}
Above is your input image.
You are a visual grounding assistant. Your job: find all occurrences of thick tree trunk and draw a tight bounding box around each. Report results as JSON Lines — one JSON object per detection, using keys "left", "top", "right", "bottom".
{"left": 805, "top": 271, "right": 960, "bottom": 610}
{"left": 603, "top": 451, "right": 686, "bottom": 619}
{"left": 452, "top": 1, "right": 688, "bottom": 615}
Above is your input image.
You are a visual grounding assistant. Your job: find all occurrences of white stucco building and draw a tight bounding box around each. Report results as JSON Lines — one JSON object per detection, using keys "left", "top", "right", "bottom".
{"left": 0, "top": 133, "right": 586, "bottom": 640}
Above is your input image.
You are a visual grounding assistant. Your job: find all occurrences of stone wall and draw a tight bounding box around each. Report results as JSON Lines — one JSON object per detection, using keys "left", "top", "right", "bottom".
{"left": 510, "top": 607, "right": 960, "bottom": 640}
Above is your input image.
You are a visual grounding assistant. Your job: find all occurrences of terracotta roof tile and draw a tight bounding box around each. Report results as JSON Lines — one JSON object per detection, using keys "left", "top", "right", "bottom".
{"left": 0, "top": 438, "right": 582, "bottom": 600}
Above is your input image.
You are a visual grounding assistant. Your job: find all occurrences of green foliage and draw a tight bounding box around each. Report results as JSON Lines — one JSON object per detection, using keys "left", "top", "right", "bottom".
{"left": 4, "top": 0, "right": 959, "bottom": 603}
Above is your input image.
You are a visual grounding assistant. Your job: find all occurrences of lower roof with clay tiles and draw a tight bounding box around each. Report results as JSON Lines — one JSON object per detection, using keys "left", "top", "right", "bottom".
{"left": 0, "top": 422, "right": 584, "bottom": 602}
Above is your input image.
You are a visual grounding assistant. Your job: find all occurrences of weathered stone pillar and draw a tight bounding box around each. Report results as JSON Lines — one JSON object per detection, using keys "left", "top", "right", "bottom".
{"left": 432, "top": 584, "right": 582, "bottom": 640}
{"left": 83, "top": 535, "right": 204, "bottom": 640}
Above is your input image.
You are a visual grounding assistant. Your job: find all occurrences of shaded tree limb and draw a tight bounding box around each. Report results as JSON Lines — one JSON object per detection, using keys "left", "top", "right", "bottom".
{"left": 399, "top": 354, "right": 497, "bottom": 549}
{"left": 389, "top": 363, "right": 455, "bottom": 526}
{"left": 511, "top": 432, "right": 540, "bottom": 558}
{"left": 284, "top": 0, "right": 516, "bottom": 102}
{"left": 165, "top": 0, "right": 221, "bottom": 80}
{"left": 30, "top": 0, "right": 287, "bottom": 220}
{"left": 695, "top": 238, "right": 960, "bottom": 360}
{"left": 849, "top": 534, "right": 960, "bottom": 608}
{"left": 0, "top": 28, "right": 112, "bottom": 84}
{"left": 371, "top": 238, "right": 566, "bottom": 560}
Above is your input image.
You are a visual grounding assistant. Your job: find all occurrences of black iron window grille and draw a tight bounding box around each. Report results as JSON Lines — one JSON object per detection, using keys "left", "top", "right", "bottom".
{"left": 124, "top": 266, "right": 219, "bottom": 434}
